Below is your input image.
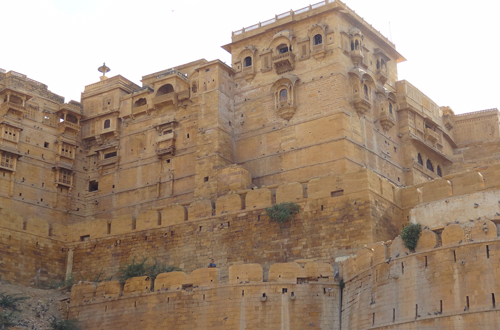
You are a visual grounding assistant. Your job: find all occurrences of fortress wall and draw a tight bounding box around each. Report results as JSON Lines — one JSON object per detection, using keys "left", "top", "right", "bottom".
{"left": 341, "top": 220, "right": 500, "bottom": 330}
{"left": 66, "top": 169, "right": 403, "bottom": 282}
{"left": 68, "top": 262, "right": 340, "bottom": 330}
{"left": 0, "top": 209, "right": 67, "bottom": 285}
{"left": 401, "top": 164, "right": 500, "bottom": 215}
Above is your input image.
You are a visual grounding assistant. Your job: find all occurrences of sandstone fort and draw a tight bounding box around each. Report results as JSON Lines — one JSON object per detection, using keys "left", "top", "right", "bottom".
{"left": 1, "top": 1, "right": 500, "bottom": 329}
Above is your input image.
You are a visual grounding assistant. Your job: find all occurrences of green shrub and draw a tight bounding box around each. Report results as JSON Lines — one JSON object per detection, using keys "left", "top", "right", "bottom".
{"left": 0, "top": 311, "right": 17, "bottom": 329}
{"left": 45, "top": 275, "right": 76, "bottom": 290}
{"left": 265, "top": 202, "right": 300, "bottom": 224}
{"left": 119, "top": 258, "right": 181, "bottom": 282}
{"left": 400, "top": 223, "right": 422, "bottom": 252}
{"left": 0, "top": 293, "right": 27, "bottom": 311}
{"left": 50, "top": 318, "right": 80, "bottom": 330}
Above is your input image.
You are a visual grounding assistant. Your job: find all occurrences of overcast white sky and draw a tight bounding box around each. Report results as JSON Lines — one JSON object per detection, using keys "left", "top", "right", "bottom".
{"left": 2, "top": 0, "right": 499, "bottom": 114}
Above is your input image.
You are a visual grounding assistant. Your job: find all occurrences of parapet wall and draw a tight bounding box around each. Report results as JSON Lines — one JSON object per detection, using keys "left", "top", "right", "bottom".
{"left": 341, "top": 219, "right": 500, "bottom": 330}
{"left": 69, "top": 262, "right": 340, "bottom": 330}
{"left": 66, "top": 168, "right": 403, "bottom": 283}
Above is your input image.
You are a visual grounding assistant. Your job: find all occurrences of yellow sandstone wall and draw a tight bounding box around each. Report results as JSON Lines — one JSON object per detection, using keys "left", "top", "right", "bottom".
{"left": 65, "top": 168, "right": 403, "bottom": 282}
{"left": 341, "top": 220, "right": 500, "bottom": 330}
{"left": 68, "top": 262, "right": 340, "bottom": 330}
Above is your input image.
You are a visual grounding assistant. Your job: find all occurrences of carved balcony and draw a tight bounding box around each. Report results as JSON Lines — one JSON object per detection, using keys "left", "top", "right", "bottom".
{"left": 376, "top": 69, "right": 388, "bottom": 85}
{"left": 311, "top": 44, "right": 326, "bottom": 60}
{"left": 272, "top": 52, "right": 295, "bottom": 74}
{"left": 57, "top": 121, "right": 81, "bottom": 139}
{"left": 177, "top": 90, "right": 190, "bottom": 101}
{"left": 241, "top": 66, "right": 255, "bottom": 82}
{"left": 350, "top": 49, "right": 364, "bottom": 66}
{"left": 156, "top": 132, "right": 176, "bottom": 157}
{"left": 380, "top": 112, "right": 396, "bottom": 130}
{"left": 153, "top": 93, "right": 177, "bottom": 107}
{"left": 98, "top": 156, "right": 119, "bottom": 167}
{"left": 0, "top": 101, "right": 25, "bottom": 118}
{"left": 352, "top": 96, "right": 371, "bottom": 116}
{"left": 425, "top": 128, "right": 439, "bottom": 143}
{"left": 276, "top": 101, "right": 297, "bottom": 120}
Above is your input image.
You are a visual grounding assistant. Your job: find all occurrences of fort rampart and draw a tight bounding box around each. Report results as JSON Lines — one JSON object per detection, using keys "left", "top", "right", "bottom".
{"left": 68, "top": 262, "right": 339, "bottom": 329}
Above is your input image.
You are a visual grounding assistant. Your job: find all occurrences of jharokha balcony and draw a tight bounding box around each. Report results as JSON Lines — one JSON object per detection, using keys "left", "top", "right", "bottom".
{"left": 352, "top": 95, "right": 371, "bottom": 116}
{"left": 272, "top": 52, "right": 295, "bottom": 74}
{"left": 380, "top": 111, "right": 396, "bottom": 130}
{"left": 425, "top": 128, "right": 440, "bottom": 143}
{"left": 152, "top": 93, "right": 177, "bottom": 107}
{"left": 0, "top": 101, "right": 25, "bottom": 117}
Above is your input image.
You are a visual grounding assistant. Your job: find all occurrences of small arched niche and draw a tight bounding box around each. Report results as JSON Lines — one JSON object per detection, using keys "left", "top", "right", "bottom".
{"left": 134, "top": 98, "right": 147, "bottom": 108}
{"left": 156, "top": 84, "right": 174, "bottom": 96}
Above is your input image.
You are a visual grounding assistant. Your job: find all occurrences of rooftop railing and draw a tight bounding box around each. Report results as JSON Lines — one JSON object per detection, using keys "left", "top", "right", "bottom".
{"left": 455, "top": 108, "right": 499, "bottom": 117}
{"left": 155, "top": 69, "right": 188, "bottom": 82}
{"left": 232, "top": 0, "right": 394, "bottom": 47}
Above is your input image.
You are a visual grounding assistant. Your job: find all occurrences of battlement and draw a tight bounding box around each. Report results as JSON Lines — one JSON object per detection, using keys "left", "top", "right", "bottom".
{"left": 341, "top": 220, "right": 500, "bottom": 329}
{"left": 65, "top": 168, "right": 398, "bottom": 242}
{"left": 0, "top": 70, "right": 64, "bottom": 103}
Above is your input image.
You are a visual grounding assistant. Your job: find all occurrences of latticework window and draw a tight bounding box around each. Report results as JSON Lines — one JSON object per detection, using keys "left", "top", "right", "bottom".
{"left": 58, "top": 169, "right": 72, "bottom": 185}
{"left": 0, "top": 152, "right": 15, "bottom": 169}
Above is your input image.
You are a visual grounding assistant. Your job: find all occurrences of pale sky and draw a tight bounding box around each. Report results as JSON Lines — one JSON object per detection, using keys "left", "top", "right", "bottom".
{"left": 2, "top": 0, "right": 499, "bottom": 114}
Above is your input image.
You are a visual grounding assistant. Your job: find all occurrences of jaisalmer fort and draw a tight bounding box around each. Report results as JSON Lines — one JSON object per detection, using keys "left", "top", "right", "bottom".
{"left": 2, "top": 0, "right": 500, "bottom": 329}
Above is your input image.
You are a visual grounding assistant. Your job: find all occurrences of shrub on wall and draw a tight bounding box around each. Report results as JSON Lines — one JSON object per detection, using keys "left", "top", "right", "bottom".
{"left": 265, "top": 202, "right": 300, "bottom": 224}
{"left": 118, "top": 258, "right": 181, "bottom": 282}
{"left": 400, "top": 223, "right": 421, "bottom": 252}
{"left": 50, "top": 318, "right": 80, "bottom": 330}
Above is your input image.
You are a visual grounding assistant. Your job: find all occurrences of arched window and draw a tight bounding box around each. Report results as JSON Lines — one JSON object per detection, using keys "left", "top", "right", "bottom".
{"left": 376, "top": 60, "right": 380, "bottom": 70}
{"left": 389, "top": 103, "right": 393, "bottom": 114}
{"left": 278, "top": 44, "right": 289, "bottom": 54}
{"left": 156, "top": 84, "right": 174, "bottom": 96}
{"left": 104, "top": 119, "right": 111, "bottom": 129}
{"left": 134, "top": 98, "right": 146, "bottom": 108}
{"left": 350, "top": 41, "right": 354, "bottom": 51}
{"left": 437, "top": 166, "right": 442, "bottom": 177}
{"left": 363, "top": 84, "right": 368, "bottom": 98}
{"left": 417, "top": 153, "right": 423, "bottom": 165}
{"left": 279, "top": 89, "right": 288, "bottom": 102}
{"left": 426, "top": 159, "right": 434, "bottom": 172}
{"left": 243, "top": 56, "right": 252, "bottom": 67}
{"left": 313, "top": 34, "right": 322, "bottom": 46}
{"left": 355, "top": 40, "right": 359, "bottom": 50}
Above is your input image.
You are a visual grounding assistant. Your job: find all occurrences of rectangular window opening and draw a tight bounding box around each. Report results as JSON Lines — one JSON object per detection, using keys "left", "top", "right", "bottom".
{"left": 107, "top": 223, "right": 111, "bottom": 235}
{"left": 453, "top": 250, "right": 456, "bottom": 263}
{"left": 493, "top": 293, "right": 496, "bottom": 308}
{"left": 372, "top": 313, "right": 375, "bottom": 325}
{"left": 44, "top": 142, "right": 49, "bottom": 148}
{"left": 440, "top": 300, "right": 443, "bottom": 313}
{"left": 320, "top": 205, "right": 324, "bottom": 211}
{"left": 282, "top": 288, "right": 287, "bottom": 294}
{"left": 401, "top": 262, "right": 404, "bottom": 274}
{"left": 466, "top": 296, "right": 470, "bottom": 310}
{"left": 392, "top": 308, "right": 395, "bottom": 322}
{"left": 89, "top": 180, "right": 99, "bottom": 192}
{"left": 330, "top": 190, "right": 344, "bottom": 197}
{"left": 104, "top": 151, "right": 117, "bottom": 159}
{"left": 204, "top": 176, "right": 209, "bottom": 182}
{"left": 415, "top": 304, "right": 418, "bottom": 318}
{"left": 425, "top": 256, "right": 428, "bottom": 268}
{"left": 242, "top": 290, "right": 244, "bottom": 297}
{"left": 487, "top": 245, "right": 490, "bottom": 259}
{"left": 80, "top": 235, "right": 90, "bottom": 241}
